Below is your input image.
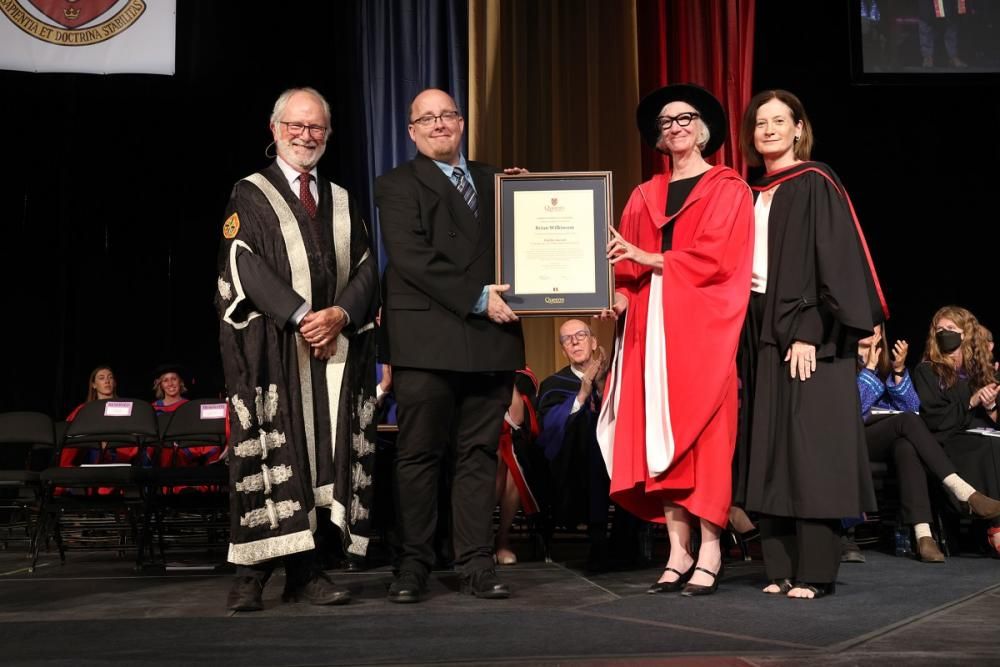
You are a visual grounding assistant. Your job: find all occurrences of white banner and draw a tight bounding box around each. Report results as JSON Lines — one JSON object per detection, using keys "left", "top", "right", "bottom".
{"left": 0, "top": 0, "right": 175, "bottom": 74}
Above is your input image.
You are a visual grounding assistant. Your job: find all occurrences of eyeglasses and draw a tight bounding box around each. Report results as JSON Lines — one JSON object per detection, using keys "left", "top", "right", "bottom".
{"left": 410, "top": 111, "right": 462, "bottom": 127}
{"left": 279, "top": 121, "right": 328, "bottom": 138}
{"left": 559, "top": 330, "right": 592, "bottom": 345}
{"left": 655, "top": 112, "right": 700, "bottom": 130}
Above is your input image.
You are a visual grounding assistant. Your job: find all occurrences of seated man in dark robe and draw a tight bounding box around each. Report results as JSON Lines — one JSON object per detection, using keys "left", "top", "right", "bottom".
{"left": 538, "top": 320, "right": 638, "bottom": 570}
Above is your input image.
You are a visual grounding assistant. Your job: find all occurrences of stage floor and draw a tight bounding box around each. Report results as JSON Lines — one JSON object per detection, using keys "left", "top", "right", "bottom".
{"left": 1, "top": 547, "right": 998, "bottom": 666}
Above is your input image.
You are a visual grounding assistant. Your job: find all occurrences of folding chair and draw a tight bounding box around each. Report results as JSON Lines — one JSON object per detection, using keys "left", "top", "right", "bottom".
{"left": 32, "top": 399, "right": 159, "bottom": 571}
{"left": 144, "top": 399, "right": 229, "bottom": 567}
{"left": 0, "top": 412, "right": 55, "bottom": 551}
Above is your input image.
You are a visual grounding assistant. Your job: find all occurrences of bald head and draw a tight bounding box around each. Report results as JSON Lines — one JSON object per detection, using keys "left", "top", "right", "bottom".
{"left": 407, "top": 88, "right": 465, "bottom": 165}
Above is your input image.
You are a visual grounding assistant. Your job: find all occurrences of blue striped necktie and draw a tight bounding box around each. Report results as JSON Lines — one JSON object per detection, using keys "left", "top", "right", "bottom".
{"left": 452, "top": 167, "right": 479, "bottom": 218}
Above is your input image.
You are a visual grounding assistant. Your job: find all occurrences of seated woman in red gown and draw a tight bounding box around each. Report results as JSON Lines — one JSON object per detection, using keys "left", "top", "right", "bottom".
{"left": 153, "top": 363, "right": 223, "bottom": 476}
{"left": 60, "top": 365, "right": 134, "bottom": 466}
{"left": 598, "top": 84, "right": 754, "bottom": 596}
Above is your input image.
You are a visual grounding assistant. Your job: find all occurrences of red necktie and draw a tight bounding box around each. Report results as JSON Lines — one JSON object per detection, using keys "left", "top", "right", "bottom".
{"left": 299, "top": 173, "right": 317, "bottom": 219}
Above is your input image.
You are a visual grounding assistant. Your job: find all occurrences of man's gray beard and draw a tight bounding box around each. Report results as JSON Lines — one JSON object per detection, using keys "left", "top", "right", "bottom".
{"left": 277, "top": 137, "right": 326, "bottom": 170}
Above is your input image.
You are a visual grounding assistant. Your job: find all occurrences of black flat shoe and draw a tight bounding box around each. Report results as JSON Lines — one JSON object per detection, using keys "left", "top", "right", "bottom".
{"left": 647, "top": 562, "right": 695, "bottom": 594}
{"left": 681, "top": 565, "right": 722, "bottom": 597}
{"left": 763, "top": 578, "right": 794, "bottom": 594}
{"left": 789, "top": 582, "right": 835, "bottom": 599}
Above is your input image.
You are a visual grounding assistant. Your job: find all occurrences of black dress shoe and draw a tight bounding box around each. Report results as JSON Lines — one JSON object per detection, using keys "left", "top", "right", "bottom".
{"left": 227, "top": 576, "right": 265, "bottom": 612}
{"left": 388, "top": 571, "right": 427, "bottom": 604}
{"left": 344, "top": 557, "right": 366, "bottom": 572}
{"left": 681, "top": 565, "right": 722, "bottom": 597}
{"left": 461, "top": 568, "right": 511, "bottom": 599}
{"left": 282, "top": 571, "right": 351, "bottom": 605}
{"left": 647, "top": 562, "right": 696, "bottom": 594}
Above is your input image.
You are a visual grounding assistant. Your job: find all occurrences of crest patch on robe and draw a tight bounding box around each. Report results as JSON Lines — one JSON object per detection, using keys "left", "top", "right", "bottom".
{"left": 222, "top": 212, "right": 241, "bottom": 239}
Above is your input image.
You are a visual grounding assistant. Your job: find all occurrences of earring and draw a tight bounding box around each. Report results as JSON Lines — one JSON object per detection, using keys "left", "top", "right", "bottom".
{"left": 793, "top": 136, "right": 800, "bottom": 143}
{"left": 264, "top": 141, "right": 276, "bottom": 159}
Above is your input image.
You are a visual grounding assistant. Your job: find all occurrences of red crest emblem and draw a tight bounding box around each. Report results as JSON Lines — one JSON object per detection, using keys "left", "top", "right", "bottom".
{"left": 28, "top": 0, "right": 118, "bottom": 28}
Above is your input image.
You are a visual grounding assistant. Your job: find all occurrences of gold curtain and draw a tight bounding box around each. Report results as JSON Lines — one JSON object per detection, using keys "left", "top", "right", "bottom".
{"left": 468, "top": 0, "right": 642, "bottom": 381}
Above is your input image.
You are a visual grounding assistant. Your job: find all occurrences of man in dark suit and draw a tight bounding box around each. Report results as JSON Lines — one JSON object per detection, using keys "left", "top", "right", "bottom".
{"left": 217, "top": 87, "right": 379, "bottom": 611}
{"left": 374, "top": 88, "right": 525, "bottom": 602}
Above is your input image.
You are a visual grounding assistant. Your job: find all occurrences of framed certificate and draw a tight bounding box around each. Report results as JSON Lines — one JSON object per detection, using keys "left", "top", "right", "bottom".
{"left": 495, "top": 171, "right": 614, "bottom": 316}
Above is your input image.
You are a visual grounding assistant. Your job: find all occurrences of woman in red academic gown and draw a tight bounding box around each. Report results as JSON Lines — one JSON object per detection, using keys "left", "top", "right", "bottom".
{"left": 598, "top": 84, "right": 754, "bottom": 596}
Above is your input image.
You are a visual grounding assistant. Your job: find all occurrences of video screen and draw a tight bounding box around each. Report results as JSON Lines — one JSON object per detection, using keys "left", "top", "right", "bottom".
{"left": 857, "top": 0, "right": 1000, "bottom": 72}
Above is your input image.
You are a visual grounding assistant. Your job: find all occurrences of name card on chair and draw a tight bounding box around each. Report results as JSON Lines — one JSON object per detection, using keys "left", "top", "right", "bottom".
{"left": 200, "top": 403, "right": 227, "bottom": 420}
{"left": 104, "top": 401, "right": 134, "bottom": 417}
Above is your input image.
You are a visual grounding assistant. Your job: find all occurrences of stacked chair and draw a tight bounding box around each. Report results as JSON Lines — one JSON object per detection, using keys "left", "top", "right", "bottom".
{"left": 0, "top": 411, "right": 56, "bottom": 552}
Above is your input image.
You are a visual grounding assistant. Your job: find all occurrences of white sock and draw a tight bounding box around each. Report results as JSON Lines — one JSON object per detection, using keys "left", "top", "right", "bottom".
{"left": 913, "top": 523, "right": 932, "bottom": 540}
{"left": 943, "top": 473, "right": 976, "bottom": 502}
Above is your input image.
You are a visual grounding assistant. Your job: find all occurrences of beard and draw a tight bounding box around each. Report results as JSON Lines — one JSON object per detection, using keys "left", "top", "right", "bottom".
{"left": 276, "top": 135, "right": 326, "bottom": 171}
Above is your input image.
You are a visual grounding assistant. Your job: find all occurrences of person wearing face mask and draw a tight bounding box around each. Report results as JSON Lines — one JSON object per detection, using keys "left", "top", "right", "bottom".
{"left": 216, "top": 87, "right": 379, "bottom": 611}
{"left": 858, "top": 325, "right": 1000, "bottom": 562}
{"left": 912, "top": 306, "right": 1000, "bottom": 557}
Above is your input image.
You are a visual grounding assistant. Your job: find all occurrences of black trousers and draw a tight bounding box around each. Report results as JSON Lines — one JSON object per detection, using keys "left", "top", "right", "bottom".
{"left": 392, "top": 367, "right": 513, "bottom": 581}
{"left": 865, "top": 413, "right": 956, "bottom": 525}
{"left": 237, "top": 549, "right": 317, "bottom": 588}
{"left": 759, "top": 516, "right": 841, "bottom": 584}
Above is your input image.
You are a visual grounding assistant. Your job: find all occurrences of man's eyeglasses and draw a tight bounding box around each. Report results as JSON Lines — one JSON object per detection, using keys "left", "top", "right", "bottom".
{"left": 560, "top": 330, "right": 592, "bottom": 345}
{"left": 655, "top": 112, "right": 700, "bottom": 131}
{"left": 410, "top": 111, "right": 462, "bottom": 127}
{"left": 279, "top": 121, "right": 328, "bottom": 138}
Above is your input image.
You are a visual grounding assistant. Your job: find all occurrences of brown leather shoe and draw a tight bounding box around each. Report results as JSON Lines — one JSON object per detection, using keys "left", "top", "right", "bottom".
{"left": 916, "top": 536, "right": 945, "bottom": 563}
{"left": 227, "top": 576, "right": 265, "bottom": 612}
{"left": 966, "top": 492, "right": 1000, "bottom": 520}
{"left": 282, "top": 571, "right": 351, "bottom": 605}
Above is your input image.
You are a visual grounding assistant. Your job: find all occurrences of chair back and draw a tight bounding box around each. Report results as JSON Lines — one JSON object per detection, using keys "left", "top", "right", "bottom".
{"left": 0, "top": 411, "right": 55, "bottom": 471}
{"left": 63, "top": 399, "right": 160, "bottom": 449}
{"left": 161, "top": 399, "right": 229, "bottom": 446}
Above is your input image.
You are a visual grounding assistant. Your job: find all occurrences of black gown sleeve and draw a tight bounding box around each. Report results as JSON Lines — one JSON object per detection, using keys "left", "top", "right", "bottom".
{"left": 333, "top": 194, "right": 379, "bottom": 331}
{"left": 235, "top": 251, "right": 307, "bottom": 329}
{"left": 912, "top": 362, "right": 974, "bottom": 437}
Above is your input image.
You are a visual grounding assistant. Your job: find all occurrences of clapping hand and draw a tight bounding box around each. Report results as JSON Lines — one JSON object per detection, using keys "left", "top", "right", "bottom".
{"left": 891, "top": 340, "right": 909, "bottom": 374}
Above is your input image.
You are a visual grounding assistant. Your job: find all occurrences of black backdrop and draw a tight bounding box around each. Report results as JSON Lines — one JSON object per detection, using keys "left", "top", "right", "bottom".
{"left": 2, "top": 1, "right": 998, "bottom": 415}
{"left": 2, "top": 1, "right": 367, "bottom": 414}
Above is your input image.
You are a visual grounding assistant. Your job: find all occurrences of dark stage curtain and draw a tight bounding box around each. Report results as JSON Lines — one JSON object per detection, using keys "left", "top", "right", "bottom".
{"left": 636, "top": 0, "right": 756, "bottom": 178}
{"left": 358, "top": 0, "right": 468, "bottom": 269}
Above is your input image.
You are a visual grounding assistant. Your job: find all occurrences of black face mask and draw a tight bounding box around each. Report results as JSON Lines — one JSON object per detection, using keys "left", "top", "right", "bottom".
{"left": 936, "top": 330, "right": 962, "bottom": 354}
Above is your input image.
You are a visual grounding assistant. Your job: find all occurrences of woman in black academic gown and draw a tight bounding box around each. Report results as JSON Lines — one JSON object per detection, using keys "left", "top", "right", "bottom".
{"left": 736, "top": 90, "right": 889, "bottom": 599}
{"left": 912, "top": 305, "right": 1000, "bottom": 557}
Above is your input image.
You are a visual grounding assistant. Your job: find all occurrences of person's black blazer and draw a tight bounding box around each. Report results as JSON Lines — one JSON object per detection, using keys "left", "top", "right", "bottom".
{"left": 374, "top": 153, "right": 524, "bottom": 372}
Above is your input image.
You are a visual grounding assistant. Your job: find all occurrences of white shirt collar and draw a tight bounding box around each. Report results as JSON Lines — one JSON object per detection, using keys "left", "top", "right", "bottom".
{"left": 275, "top": 156, "right": 318, "bottom": 190}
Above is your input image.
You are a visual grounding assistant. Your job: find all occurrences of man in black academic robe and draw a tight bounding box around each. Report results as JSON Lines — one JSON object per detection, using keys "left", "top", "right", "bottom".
{"left": 215, "top": 87, "right": 378, "bottom": 611}
{"left": 538, "top": 319, "right": 638, "bottom": 570}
